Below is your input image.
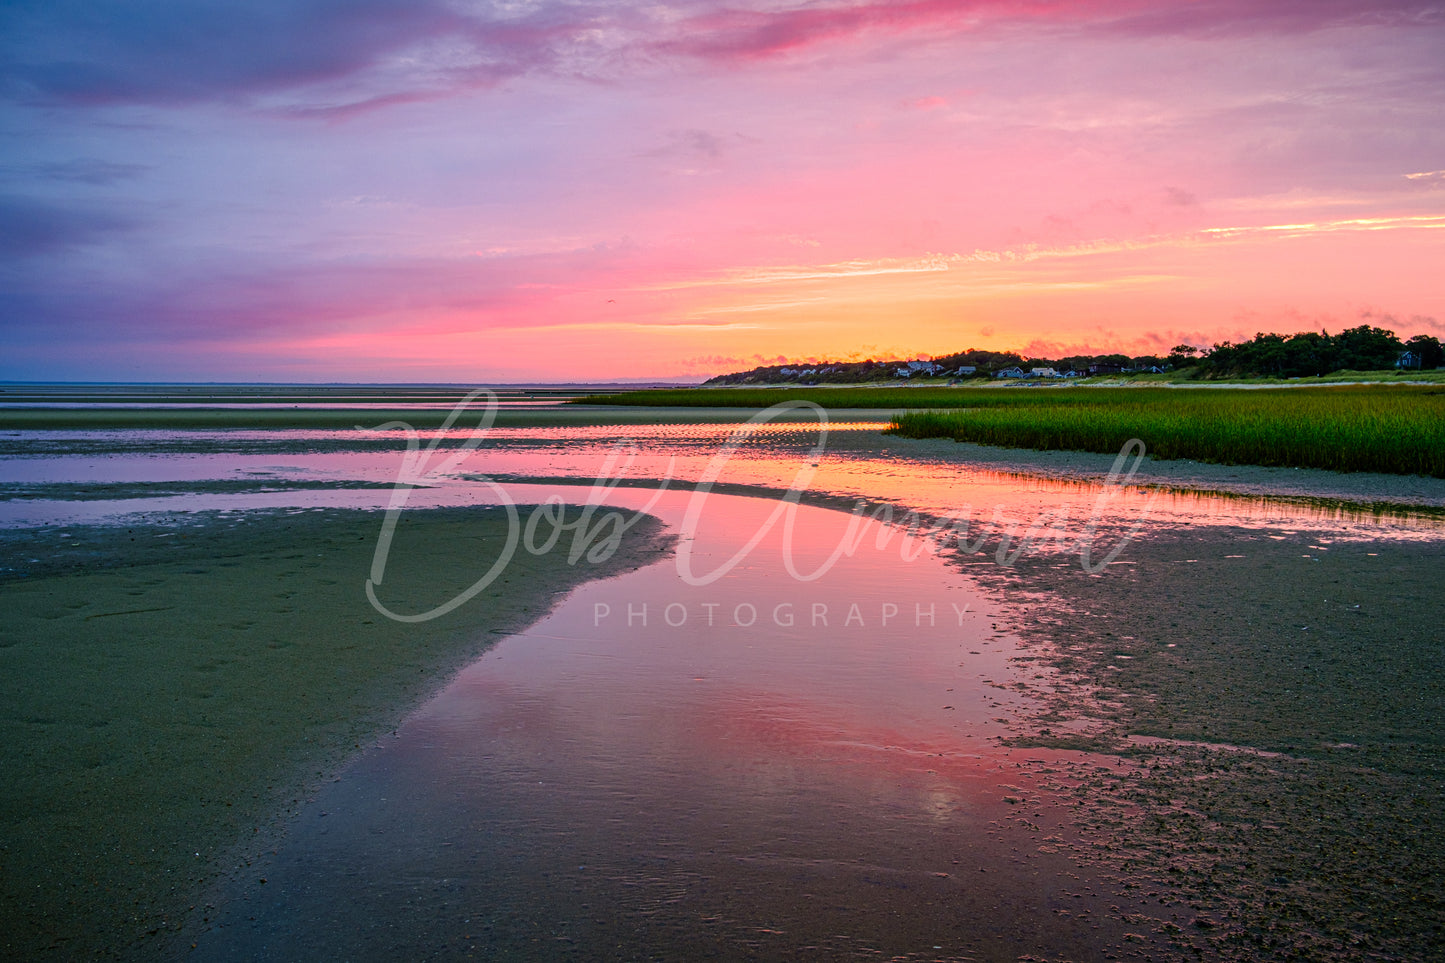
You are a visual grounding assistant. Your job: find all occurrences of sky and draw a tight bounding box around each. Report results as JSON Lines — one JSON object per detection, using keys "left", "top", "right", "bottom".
{"left": 2, "top": 0, "right": 1444, "bottom": 383}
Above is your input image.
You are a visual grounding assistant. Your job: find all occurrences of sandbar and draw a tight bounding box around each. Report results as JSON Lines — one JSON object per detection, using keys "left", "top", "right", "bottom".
{"left": 0, "top": 505, "right": 671, "bottom": 960}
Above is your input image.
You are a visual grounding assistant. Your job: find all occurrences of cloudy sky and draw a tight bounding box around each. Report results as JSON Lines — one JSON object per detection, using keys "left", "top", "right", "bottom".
{"left": 2, "top": 0, "right": 1443, "bottom": 382}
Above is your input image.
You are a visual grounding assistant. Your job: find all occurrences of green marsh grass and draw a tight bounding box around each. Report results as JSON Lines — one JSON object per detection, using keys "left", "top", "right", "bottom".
{"left": 890, "top": 387, "right": 1445, "bottom": 476}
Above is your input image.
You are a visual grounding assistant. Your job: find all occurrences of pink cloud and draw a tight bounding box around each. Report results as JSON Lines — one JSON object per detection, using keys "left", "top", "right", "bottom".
{"left": 656, "top": 0, "right": 1062, "bottom": 62}
{"left": 651, "top": 0, "right": 1434, "bottom": 66}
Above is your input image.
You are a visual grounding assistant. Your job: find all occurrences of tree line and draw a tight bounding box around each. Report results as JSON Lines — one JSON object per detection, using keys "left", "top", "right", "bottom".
{"left": 703, "top": 325, "right": 1442, "bottom": 385}
{"left": 1178, "top": 325, "right": 1442, "bottom": 378}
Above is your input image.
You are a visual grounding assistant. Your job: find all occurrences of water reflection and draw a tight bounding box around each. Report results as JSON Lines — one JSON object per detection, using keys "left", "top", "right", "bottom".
{"left": 192, "top": 489, "right": 1150, "bottom": 961}
{"left": 3, "top": 422, "right": 1443, "bottom": 540}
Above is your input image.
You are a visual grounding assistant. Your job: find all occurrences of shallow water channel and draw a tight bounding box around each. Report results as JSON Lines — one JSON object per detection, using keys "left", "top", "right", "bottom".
{"left": 191, "top": 486, "right": 1141, "bottom": 961}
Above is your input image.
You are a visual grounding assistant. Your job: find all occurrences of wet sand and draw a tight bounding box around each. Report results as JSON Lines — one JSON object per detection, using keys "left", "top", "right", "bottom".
{"left": 946, "top": 517, "right": 1445, "bottom": 959}
{"left": 0, "top": 506, "right": 671, "bottom": 960}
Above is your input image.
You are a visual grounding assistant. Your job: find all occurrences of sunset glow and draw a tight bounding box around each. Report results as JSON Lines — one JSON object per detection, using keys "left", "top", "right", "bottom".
{"left": 2, "top": 1, "right": 1443, "bottom": 381}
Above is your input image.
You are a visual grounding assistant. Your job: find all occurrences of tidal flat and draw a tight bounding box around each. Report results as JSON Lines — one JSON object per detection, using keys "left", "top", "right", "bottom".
{"left": 2, "top": 387, "right": 1443, "bottom": 961}
{"left": 0, "top": 505, "right": 671, "bottom": 959}
{"left": 954, "top": 522, "right": 1444, "bottom": 960}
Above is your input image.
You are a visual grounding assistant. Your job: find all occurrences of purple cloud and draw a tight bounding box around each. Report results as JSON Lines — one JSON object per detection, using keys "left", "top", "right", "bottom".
{"left": 4, "top": 1, "right": 1440, "bottom": 112}
{"left": 1103, "top": 0, "right": 1442, "bottom": 37}
{"left": 17, "top": 158, "right": 148, "bottom": 185}
{"left": 0, "top": 196, "right": 136, "bottom": 257}
{"left": 0, "top": 0, "right": 613, "bottom": 111}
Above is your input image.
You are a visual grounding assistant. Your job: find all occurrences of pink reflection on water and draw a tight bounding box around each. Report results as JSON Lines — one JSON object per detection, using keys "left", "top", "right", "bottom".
{"left": 435, "top": 490, "right": 1011, "bottom": 739}
{"left": 197, "top": 489, "right": 1160, "bottom": 960}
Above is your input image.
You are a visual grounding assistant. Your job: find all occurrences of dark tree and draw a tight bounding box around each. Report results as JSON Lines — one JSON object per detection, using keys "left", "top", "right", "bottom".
{"left": 1404, "top": 334, "right": 1444, "bottom": 369}
{"left": 1331, "top": 325, "right": 1404, "bottom": 371}
{"left": 1167, "top": 344, "right": 1202, "bottom": 368}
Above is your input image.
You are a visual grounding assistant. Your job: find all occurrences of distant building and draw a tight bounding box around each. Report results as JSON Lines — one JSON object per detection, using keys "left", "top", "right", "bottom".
{"left": 1029, "top": 367, "right": 1060, "bottom": 378}
{"left": 954, "top": 365, "right": 977, "bottom": 375}
{"left": 1397, "top": 350, "right": 1422, "bottom": 369}
{"left": 1087, "top": 363, "right": 1124, "bottom": 375}
{"left": 898, "top": 360, "right": 944, "bottom": 378}
{"left": 995, "top": 367, "right": 1026, "bottom": 378}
